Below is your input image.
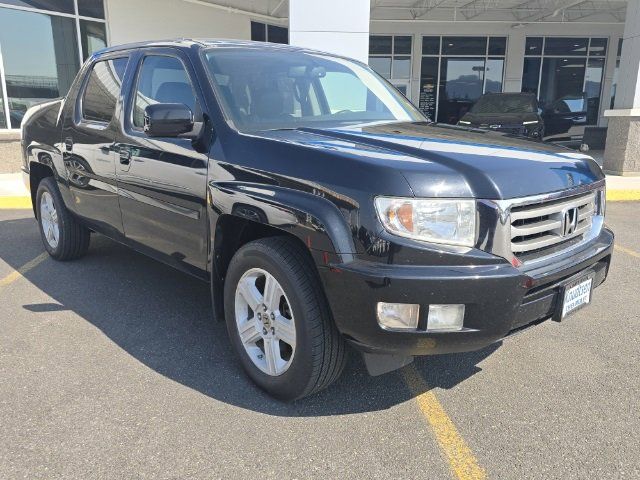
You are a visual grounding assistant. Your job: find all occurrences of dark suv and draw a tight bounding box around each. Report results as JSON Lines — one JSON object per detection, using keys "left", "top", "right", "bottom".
{"left": 21, "top": 40, "right": 613, "bottom": 400}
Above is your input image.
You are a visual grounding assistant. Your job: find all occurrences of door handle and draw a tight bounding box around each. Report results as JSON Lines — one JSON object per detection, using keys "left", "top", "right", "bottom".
{"left": 119, "top": 146, "right": 131, "bottom": 165}
{"left": 64, "top": 137, "right": 73, "bottom": 151}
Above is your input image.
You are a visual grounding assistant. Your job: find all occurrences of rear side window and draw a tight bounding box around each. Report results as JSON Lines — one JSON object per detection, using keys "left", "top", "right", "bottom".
{"left": 132, "top": 55, "right": 200, "bottom": 128}
{"left": 82, "top": 57, "right": 128, "bottom": 123}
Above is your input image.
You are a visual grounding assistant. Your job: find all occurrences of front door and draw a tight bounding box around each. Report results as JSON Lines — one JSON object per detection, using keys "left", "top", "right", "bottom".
{"left": 62, "top": 55, "right": 130, "bottom": 237}
{"left": 114, "top": 49, "right": 210, "bottom": 274}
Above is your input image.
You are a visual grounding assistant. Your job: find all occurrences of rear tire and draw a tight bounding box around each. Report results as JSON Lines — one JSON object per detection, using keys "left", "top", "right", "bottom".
{"left": 36, "top": 177, "right": 90, "bottom": 261}
{"left": 224, "top": 236, "right": 346, "bottom": 401}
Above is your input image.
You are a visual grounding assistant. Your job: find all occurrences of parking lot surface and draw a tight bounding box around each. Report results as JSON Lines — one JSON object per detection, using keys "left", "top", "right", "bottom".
{"left": 1, "top": 202, "right": 639, "bottom": 479}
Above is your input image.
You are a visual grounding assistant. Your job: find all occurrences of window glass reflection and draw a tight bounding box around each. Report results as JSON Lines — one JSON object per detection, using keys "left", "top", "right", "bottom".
{"left": 442, "top": 37, "right": 487, "bottom": 56}
{"left": 0, "top": 0, "right": 74, "bottom": 14}
{"left": 438, "top": 57, "right": 485, "bottom": 124}
{"left": 422, "top": 36, "right": 440, "bottom": 55}
{"left": 392, "top": 56, "right": 411, "bottom": 79}
{"left": 539, "top": 57, "right": 586, "bottom": 109}
{"left": 77, "top": 0, "right": 105, "bottom": 19}
{"left": 521, "top": 57, "right": 541, "bottom": 95}
{"left": 0, "top": 7, "right": 79, "bottom": 128}
{"left": 369, "top": 56, "right": 391, "bottom": 78}
{"left": 484, "top": 58, "right": 504, "bottom": 93}
{"left": 267, "top": 25, "right": 288, "bottom": 44}
{"left": 82, "top": 57, "right": 127, "bottom": 123}
{"left": 369, "top": 36, "right": 392, "bottom": 55}
{"left": 544, "top": 37, "right": 588, "bottom": 56}
{"left": 80, "top": 20, "right": 107, "bottom": 60}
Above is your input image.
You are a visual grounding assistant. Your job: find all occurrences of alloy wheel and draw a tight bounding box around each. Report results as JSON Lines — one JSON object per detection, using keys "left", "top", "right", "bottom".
{"left": 234, "top": 268, "right": 296, "bottom": 376}
{"left": 40, "top": 191, "right": 60, "bottom": 249}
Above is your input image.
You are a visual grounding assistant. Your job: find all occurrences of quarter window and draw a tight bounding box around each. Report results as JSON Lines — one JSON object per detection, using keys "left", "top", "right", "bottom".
{"left": 132, "top": 55, "right": 200, "bottom": 128}
{"left": 82, "top": 57, "right": 128, "bottom": 123}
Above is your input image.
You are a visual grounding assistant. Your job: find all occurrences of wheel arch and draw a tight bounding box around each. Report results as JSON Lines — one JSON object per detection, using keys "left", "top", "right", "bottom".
{"left": 208, "top": 181, "right": 356, "bottom": 320}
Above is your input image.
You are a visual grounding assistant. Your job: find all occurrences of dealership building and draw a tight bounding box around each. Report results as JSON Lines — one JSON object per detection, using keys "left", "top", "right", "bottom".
{"left": 0, "top": 0, "right": 638, "bottom": 174}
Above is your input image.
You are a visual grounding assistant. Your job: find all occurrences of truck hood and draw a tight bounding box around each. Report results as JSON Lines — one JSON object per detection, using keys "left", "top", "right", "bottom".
{"left": 253, "top": 121, "right": 603, "bottom": 199}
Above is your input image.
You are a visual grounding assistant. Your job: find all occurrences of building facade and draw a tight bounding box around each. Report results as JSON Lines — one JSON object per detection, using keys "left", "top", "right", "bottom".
{"left": 0, "top": 0, "right": 634, "bottom": 172}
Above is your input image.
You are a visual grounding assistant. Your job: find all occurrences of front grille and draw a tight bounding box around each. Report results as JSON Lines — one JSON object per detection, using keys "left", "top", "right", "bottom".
{"left": 509, "top": 191, "right": 596, "bottom": 255}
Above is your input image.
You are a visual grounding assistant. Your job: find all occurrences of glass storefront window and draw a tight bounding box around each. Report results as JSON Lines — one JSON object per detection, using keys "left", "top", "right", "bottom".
{"left": 588, "top": 38, "right": 607, "bottom": 57}
{"left": 522, "top": 57, "right": 541, "bottom": 95}
{"left": 438, "top": 57, "right": 485, "bottom": 123}
{"left": 544, "top": 37, "right": 588, "bottom": 56}
{"left": 419, "top": 36, "right": 506, "bottom": 124}
{"left": 488, "top": 37, "right": 506, "bottom": 56}
{"left": 441, "top": 36, "right": 486, "bottom": 56}
{"left": 484, "top": 58, "right": 504, "bottom": 93}
{"left": 250, "top": 21, "right": 288, "bottom": 44}
{"left": 0, "top": 0, "right": 74, "bottom": 14}
{"left": 80, "top": 20, "right": 107, "bottom": 60}
{"left": 525, "top": 37, "right": 543, "bottom": 55}
{"left": 77, "top": 0, "right": 104, "bottom": 19}
{"left": 523, "top": 36, "right": 610, "bottom": 137}
{"left": 369, "top": 35, "right": 413, "bottom": 93}
{"left": 0, "top": 6, "right": 79, "bottom": 128}
{"left": 422, "top": 36, "right": 440, "bottom": 55}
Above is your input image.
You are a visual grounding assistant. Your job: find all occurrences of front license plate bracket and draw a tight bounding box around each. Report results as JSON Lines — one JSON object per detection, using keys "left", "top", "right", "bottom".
{"left": 553, "top": 272, "right": 594, "bottom": 322}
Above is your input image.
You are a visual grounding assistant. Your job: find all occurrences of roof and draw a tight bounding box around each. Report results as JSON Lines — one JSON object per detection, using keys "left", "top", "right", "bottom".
{"left": 95, "top": 38, "right": 308, "bottom": 56}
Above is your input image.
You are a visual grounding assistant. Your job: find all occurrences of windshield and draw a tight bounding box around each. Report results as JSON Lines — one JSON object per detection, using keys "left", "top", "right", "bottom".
{"left": 470, "top": 94, "right": 537, "bottom": 114}
{"left": 204, "top": 48, "right": 424, "bottom": 132}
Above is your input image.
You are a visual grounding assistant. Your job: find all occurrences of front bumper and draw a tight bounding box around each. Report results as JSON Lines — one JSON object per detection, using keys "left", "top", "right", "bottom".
{"left": 321, "top": 227, "right": 613, "bottom": 356}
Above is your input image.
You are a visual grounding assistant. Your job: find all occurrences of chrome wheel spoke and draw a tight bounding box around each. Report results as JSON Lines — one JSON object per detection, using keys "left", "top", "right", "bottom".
{"left": 263, "top": 273, "right": 283, "bottom": 312}
{"left": 238, "top": 319, "right": 261, "bottom": 345}
{"left": 263, "top": 336, "right": 281, "bottom": 375}
{"left": 273, "top": 314, "right": 296, "bottom": 348}
{"left": 237, "top": 278, "right": 263, "bottom": 312}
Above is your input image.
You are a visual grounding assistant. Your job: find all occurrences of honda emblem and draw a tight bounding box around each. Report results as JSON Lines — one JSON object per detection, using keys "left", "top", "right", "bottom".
{"left": 561, "top": 207, "right": 579, "bottom": 236}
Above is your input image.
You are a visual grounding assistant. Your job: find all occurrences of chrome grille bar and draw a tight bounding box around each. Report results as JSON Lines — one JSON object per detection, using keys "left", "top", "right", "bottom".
{"left": 510, "top": 191, "right": 596, "bottom": 255}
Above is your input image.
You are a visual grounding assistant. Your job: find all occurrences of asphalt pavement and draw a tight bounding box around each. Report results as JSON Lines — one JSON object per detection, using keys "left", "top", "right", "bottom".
{"left": 0, "top": 203, "right": 639, "bottom": 479}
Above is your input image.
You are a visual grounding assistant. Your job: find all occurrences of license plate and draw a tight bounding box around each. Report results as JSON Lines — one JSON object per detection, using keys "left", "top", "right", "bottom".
{"left": 560, "top": 277, "right": 593, "bottom": 319}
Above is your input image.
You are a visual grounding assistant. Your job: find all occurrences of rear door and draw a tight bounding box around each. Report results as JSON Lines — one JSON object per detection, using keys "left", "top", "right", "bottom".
{"left": 62, "top": 54, "right": 130, "bottom": 237}
{"left": 114, "top": 48, "right": 210, "bottom": 274}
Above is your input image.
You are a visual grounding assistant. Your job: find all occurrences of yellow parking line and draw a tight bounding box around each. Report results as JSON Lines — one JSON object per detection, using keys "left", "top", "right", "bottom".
{"left": 615, "top": 244, "right": 640, "bottom": 259}
{"left": 0, "top": 252, "right": 48, "bottom": 288}
{"left": 402, "top": 365, "right": 486, "bottom": 480}
{"left": 606, "top": 190, "right": 640, "bottom": 202}
{"left": 0, "top": 196, "right": 32, "bottom": 209}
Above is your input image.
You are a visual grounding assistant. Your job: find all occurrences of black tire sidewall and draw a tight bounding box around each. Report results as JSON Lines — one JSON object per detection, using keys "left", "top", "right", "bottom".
{"left": 224, "top": 242, "right": 321, "bottom": 401}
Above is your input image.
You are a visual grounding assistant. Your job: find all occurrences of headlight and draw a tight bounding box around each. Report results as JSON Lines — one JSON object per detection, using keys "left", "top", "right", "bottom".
{"left": 374, "top": 197, "right": 476, "bottom": 247}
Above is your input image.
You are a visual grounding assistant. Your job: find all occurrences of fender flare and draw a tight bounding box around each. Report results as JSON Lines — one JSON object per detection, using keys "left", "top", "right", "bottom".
{"left": 208, "top": 180, "right": 357, "bottom": 263}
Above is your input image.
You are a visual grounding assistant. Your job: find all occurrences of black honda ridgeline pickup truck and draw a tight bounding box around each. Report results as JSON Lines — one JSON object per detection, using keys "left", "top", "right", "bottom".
{"left": 21, "top": 40, "right": 613, "bottom": 400}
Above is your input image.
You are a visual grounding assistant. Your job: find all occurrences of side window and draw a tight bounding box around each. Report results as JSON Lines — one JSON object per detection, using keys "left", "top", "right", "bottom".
{"left": 133, "top": 55, "right": 200, "bottom": 128}
{"left": 82, "top": 57, "right": 128, "bottom": 123}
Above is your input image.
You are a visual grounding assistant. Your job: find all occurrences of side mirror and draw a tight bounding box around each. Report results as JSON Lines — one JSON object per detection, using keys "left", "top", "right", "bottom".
{"left": 144, "top": 103, "right": 194, "bottom": 137}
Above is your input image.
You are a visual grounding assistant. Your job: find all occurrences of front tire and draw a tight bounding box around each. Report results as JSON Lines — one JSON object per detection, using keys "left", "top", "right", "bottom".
{"left": 36, "top": 177, "right": 90, "bottom": 261}
{"left": 224, "top": 237, "right": 346, "bottom": 401}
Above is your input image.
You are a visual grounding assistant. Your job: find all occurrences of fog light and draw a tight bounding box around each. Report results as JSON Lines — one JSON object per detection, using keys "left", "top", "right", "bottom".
{"left": 377, "top": 302, "right": 420, "bottom": 330}
{"left": 427, "top": 304, "right": 465, "bottom": 331}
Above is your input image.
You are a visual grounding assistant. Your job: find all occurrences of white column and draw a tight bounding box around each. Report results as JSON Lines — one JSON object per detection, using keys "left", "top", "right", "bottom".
{"left": 503, "top": 30, "right": 526, "bottom": 93}
{"left": 288, "top": 0, "right": 370, "bottom": 63}
{"left": 603, "top": 2, "right": 640, "bottom": 175}
{"left": 613, "top": 1, "right": 640, "bottom": 110}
